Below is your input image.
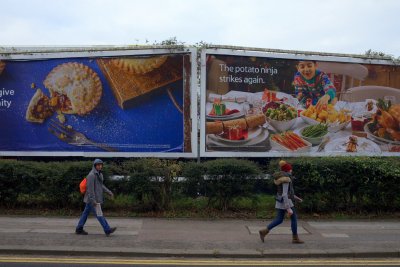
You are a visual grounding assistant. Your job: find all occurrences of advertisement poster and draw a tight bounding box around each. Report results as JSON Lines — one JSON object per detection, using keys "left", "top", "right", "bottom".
{"left": 202, "top": 50, "right": 400, "bottom": 156}
{"left": 0, "top": 50, "right": 195, "bottom": 156}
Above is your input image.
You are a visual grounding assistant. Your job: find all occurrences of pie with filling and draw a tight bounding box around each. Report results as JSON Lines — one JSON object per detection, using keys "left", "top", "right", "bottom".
{"left": 26, "top": 89, "right": 55, "bottom": 123}
{"left": 44, "top": 62, "right": 102, "bottom": 115}
{"left": 111, "top": 55, "right": 168, "bottom": 74}
{"left": 0, "top": 61, "right": 5, "bottom": 75}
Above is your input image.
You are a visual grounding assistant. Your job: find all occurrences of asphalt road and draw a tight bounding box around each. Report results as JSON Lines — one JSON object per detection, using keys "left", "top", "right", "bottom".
{"left": 1, "top": 256, "right": 400, "bottom": 267}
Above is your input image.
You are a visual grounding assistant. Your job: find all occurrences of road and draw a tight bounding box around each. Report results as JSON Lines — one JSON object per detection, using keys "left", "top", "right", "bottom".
{"left": 1, "top": 256, "right": 400, "bottom": 267}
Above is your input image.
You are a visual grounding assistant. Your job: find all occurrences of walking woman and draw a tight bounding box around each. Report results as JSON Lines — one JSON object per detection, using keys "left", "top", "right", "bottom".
{"left": 259, "top": 160, "right": 304, "bottom": 244}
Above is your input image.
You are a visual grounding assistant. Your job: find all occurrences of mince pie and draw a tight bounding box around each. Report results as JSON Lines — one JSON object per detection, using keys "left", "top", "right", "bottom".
{"left": 111, "top": 55, "right": 168, "bottom": 74}
{"left": 44, "top": 62, "right": 102, "bottom": 115}
{"left": 26, "top": 89, "right": 54, "bottom": 123}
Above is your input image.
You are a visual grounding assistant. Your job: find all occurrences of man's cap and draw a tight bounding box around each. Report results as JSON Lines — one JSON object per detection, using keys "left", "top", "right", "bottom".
{"left": 93, "top": 159, "right": 104, "bottom": 165}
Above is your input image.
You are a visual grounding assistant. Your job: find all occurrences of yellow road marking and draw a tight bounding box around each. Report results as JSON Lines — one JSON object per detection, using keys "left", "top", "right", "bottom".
{"left": 0, "top": 257, "right": 400, "bottom": 266}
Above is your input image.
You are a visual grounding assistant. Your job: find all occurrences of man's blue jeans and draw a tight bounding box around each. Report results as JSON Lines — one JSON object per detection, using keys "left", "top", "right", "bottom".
{"left": 267, "top": 207, "right": 298, "bottom": 235}
{"left": 76, "top": 203, "right": 111, "bottom": 233}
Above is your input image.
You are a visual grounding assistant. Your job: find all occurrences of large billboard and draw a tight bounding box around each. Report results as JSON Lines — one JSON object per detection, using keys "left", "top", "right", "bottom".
{"left": 200, "top": 49, "right": 400, "bottom": 157}
{"left": 0, "top": 48, "right": 197, "bottom": 157}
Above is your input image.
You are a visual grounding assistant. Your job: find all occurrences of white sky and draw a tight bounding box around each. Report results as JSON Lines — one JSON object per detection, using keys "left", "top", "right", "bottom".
{"left": 1, "top": 0, "right": 399, "bottom": 56}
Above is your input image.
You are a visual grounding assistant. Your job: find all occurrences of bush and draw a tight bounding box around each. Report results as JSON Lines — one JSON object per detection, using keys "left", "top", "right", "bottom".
{"left": 0, "top": 160, "right": 21, "bottom": 207}
{"left": 269, "top": 157, "right": 400, "bottom": 213}
{"left": 123, "top": 159, "right": 183, "bottom": 211}
{"left": 1, "top": 157, "right": 399, "bottom": 216}
{"left": 181, "top": 161, "right": 207, "bottom": 197}
{"left": 203, "top": 159, "right": 261, "bottom": 211}
{"left": 0, "top": 159, "right": 104, "bottom": 209}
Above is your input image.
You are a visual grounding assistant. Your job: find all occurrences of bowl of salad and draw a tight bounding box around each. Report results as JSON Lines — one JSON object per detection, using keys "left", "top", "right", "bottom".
{"left": 264, "top": 102, "right": 298, "bottom": 132}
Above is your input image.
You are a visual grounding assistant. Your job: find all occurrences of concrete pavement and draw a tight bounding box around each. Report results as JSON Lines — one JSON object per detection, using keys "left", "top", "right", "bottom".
{"left": 0, "top": 216, "right": 399, "bottom": 258}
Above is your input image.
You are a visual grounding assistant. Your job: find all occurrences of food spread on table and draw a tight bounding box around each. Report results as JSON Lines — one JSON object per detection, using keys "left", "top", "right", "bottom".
{"left": 205, "top": 90, "right": 400, "bottom": 153}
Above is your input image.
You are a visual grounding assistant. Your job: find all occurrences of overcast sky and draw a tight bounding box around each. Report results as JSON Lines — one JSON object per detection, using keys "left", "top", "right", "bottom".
{"left": 2, "top": 0, "right": 399, "bottom": 56}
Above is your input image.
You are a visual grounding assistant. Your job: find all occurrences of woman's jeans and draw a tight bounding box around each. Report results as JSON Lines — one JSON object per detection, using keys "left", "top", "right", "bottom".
{"left": 76, "top": 203, "right": 111, "bottom": 233}
{"left": 267, "top": 207, "right": 298, "bottom": 235}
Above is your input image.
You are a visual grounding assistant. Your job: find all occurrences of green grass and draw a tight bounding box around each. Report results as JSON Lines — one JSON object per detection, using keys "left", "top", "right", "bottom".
{"left": 103, "top": 194, "right": 136, "bottom": 209}
{"left": 2, "top": 193, "right": 400, "bottom": 220}
{"left": 171, "top": 196, "right": 208, "bottom": 210}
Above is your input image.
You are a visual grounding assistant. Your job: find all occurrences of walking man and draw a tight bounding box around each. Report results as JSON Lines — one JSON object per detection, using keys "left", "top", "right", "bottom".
{"left": 259, "top": 160, "right": 304, "bottom": 244}
{"left": 75, "top": 159, "right": 117, "bottom": 236}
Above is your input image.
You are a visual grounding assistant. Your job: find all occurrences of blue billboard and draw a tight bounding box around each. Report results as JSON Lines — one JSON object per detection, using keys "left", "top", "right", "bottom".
{"left": 0, "top": 50, "right": 195, "bottom": 157}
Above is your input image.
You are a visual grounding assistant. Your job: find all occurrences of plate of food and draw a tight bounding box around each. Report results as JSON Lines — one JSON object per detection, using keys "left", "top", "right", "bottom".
{"left": 205, "top": 114, "right": 267, "bottom": 145}
{"left": 300, "top": 104, "right": 351, "bottom": 132}
{"left": 324, "top": 136, "right": 381, "bottom": 153}
{"left": 207, "top": 128, "right": 269, "bottom": 148}
{"left": 297, "top": 124, "right": 329, "bottom": 145}
{"left": 206, "top": 102, "right": 244, "bottom": 121}
{"left": 363, "top": 99, "right": 400, "bottom": 145}
{"left": 270, "top": 131, "right": 312, "bottom": 152}
{"left": 212, "top": 126, "right": 264, "bottom": 144}
{"left": 264, "top": 102, "right": 298, "bottom": 132}
{"left": 364, "top": 122, "right": 400, "bottom": 145}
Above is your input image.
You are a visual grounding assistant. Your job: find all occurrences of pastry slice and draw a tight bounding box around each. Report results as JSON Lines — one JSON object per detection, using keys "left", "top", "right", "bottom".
{"left": 44, "top": 62, "right": 102, "bottom": 115}
{"left": 0, "top": 61, "right": 5, "bottom": 75}
{"left": 111, "top": 55, "right": 168, "bottom": 74}
{"left": 26, "top": 89, "right": 54, "bottom": 123}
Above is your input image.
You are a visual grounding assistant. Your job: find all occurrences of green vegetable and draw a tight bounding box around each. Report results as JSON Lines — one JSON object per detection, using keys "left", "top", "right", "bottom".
{"left": 265, "top": 103, "right": 297, "bottom": 121}
{"left": 377, "top": 98, "right": 391, "bottom": 111}
{"left": 302, "top": 124, "right": 328, "bottom": 138}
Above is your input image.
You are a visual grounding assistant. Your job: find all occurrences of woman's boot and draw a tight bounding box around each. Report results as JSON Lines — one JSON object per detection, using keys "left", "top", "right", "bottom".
{"left": 259, "top": 228, "right": 269, "bottom": 243}
{"left": 292, "top": 234, "right": 304, "bottom": 244}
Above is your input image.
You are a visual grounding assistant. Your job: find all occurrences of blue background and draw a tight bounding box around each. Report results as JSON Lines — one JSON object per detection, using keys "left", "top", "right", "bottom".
{"left": 0, "top": 57, "right": 184, "bottom": 153}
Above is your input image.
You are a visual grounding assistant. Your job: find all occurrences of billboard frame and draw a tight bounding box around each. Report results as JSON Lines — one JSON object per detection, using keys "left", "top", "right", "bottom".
{"left": 0, "top": 47, "right": 198, "bottom": 158}
{"left": 200, "top": 48, "right": 399, "bottom": 157}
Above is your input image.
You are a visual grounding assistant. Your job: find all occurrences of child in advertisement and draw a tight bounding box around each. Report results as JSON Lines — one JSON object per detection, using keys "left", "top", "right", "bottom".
{"left": 293, "top": 60, "right": 337, "bottom": 109}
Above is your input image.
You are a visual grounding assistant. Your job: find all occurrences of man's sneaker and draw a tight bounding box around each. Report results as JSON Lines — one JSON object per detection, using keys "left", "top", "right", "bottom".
{"left": 106, "top": 227, "right": 117, "bottom": 236}
{"left": 75, "top": 229, "right": 88, "bottom": 235}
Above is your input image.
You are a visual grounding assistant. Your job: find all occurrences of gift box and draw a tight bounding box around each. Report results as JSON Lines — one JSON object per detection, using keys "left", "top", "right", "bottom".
{"left": 224, "top": 125, "right": 248, "bottom": 140}
{"left": 213, "top": 102, "right": 226, "bottom": 116}
{"left": 262, "top": 89, "right": 280, "bottom": 102}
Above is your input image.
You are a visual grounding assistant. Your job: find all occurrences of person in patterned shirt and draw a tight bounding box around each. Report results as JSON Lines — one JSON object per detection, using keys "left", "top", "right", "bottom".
{"left": 293, "top": 60, "right": 337, "bottom": 109}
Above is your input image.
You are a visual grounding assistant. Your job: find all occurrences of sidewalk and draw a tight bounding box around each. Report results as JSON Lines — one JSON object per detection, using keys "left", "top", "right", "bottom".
{"left": 0, "top": 216, "right": 399, "bottom": 258}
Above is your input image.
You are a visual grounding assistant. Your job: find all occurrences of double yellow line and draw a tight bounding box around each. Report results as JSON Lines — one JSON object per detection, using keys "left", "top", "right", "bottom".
{"left": 1, "top": 257, "right": 400, "bottom": 266}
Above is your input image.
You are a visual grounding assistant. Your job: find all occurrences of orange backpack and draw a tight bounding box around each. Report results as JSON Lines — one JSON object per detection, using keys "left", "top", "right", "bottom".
{"left": 79, "top": 177, "right": 87, "bottom": 194}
